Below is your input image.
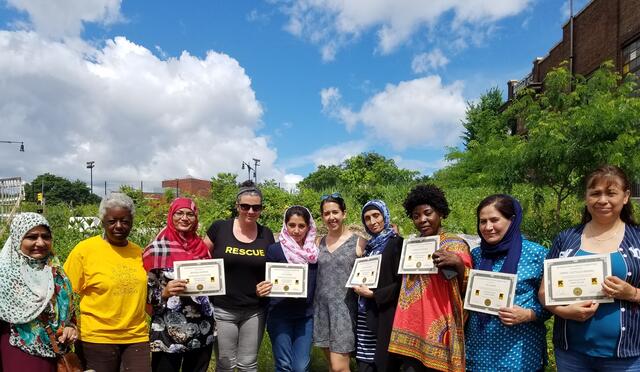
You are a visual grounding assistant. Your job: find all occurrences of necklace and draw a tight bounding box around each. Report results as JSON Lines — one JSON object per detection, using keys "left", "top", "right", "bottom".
{"left": 589, "top": 221, "right": 622, "bottom": 241}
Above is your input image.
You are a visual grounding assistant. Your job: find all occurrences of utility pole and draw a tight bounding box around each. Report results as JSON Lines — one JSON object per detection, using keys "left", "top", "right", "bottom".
{"left": 241, "top": 161, "right": 254, "bottom": 182}
{"left": 252, "top": 158, "right": 261, "bottom": 184}
{"left": 86, "top": 161, "right": 95, "bottom": 194}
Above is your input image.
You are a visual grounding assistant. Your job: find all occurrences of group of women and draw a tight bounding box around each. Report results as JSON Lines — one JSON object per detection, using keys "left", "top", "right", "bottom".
{"left": 0, "top": 165, "right": 639, "bottom": 372}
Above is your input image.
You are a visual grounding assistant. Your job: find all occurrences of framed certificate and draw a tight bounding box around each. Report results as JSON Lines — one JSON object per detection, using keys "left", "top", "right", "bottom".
{"left": 464, "top": 269, "right": 517, "bottom": 316}
{"left": 398, "top": 235, "right": 439, "bottom": 274}
{"left": 544, "top": 254, "right": 613, "bottom": 306}
{"left": 265, "top": 262, "right": 308, "bottom": 298}
{"left": 174, "top": 259, "right": 226, "bottom": 296}
{"left": 346, "top": 255, "right": 382, "bottom": 288}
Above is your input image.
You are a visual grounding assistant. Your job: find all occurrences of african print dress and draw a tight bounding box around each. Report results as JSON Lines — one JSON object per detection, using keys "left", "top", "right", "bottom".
{"left": 388, "top": 233, "right": 471, "bottom": 372}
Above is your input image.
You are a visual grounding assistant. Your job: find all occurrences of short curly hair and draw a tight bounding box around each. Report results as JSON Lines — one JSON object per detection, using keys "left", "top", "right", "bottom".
{"left": 403, "top": 184, "right": 450, "bottom": 218}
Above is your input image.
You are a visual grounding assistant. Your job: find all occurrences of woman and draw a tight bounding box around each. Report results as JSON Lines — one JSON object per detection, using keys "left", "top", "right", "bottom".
{"left": 203, "top": 180, "right": 275, "bottom": 372}
{"left": 256, "top": 205, "right": 319, "bottom": 372}
{"left": 465, "top": 194, "right": 549, "bottom": 371}
{"left": 313, "top": 193, "right": 366, "bottom": 372}
{"left": 388, "top": 184, "right": 471, "bottom": 372}
{"left": 353, "top": 200, "right": 403, "bottom": 372}
{"left": 143, "top": 197, "right": 214, "bottom": 372}
{"left": 64, "top": 192, "right": 150, "bottom": 372}
{"left": 540, "top": 165, "right": 640, "bottom": 371}
{"left": 0, "top": 213, "right": 77, "bottom": 372}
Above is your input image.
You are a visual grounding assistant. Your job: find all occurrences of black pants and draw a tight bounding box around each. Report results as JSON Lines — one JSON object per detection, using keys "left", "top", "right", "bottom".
{"left": 151, "top": 344, "right": 214, "bottom": 372}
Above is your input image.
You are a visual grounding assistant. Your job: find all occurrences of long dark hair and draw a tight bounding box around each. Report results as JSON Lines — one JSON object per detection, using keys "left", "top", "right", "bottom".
{"left": 581, "top": 165, "right": 637, "bottom": 226}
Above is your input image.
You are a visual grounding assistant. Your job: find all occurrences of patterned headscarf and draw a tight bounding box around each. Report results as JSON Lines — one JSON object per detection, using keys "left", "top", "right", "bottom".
{"left": 143, "top": 197, "right": 210, "bottom": 271}
{"left": 0, "top": 213, "right": 67, "bottom": 324}
{"left": 279, "top": 206, "right": 318, "bottom": 264}
{"left": 361, "top": 200, "right": 396, "bottom": 257}
{"left": 359, "top": 200, "right": 397, "bottom": 312}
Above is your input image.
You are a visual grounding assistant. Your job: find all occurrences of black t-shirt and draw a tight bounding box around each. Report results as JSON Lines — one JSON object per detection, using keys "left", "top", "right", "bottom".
{"left": 207, "top": 218, "right": 275, "bottom": 309}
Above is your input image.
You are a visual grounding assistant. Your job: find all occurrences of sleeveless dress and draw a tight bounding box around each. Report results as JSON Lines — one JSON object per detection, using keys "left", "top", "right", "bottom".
{"left": 313, "top": 234, "right": 358, "bottom": 353}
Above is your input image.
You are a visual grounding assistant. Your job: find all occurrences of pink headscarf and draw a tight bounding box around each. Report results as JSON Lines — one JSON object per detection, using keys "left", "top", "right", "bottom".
{"left": 279, "top": 206, "right": 318, "bottom": 264}
{"left": 143, "top": 197, "right": 210, "bottom": 271}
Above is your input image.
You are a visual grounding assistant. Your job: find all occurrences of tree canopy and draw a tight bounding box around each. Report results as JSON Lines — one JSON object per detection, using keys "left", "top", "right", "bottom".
{"left": 25, "top": 173, "right": 101, "bottom": 205}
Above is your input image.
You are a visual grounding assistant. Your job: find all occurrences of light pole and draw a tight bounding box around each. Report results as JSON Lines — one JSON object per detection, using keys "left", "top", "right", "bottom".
{"left": 252, "top": 158, "right": 260, "bottom": 184}
{"left": 241, "top": 161, "right": 254, "bottom": 182}
{"left": 86, "top": 161, "right": 95, "bottom": 194}
{"left": 0, "top": 140, "right": 24, "bottom": 152}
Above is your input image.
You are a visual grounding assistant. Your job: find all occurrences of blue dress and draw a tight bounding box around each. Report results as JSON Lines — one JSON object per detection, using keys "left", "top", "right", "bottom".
{"left": 465, "top": 239, "right": 550, "bottom": 372}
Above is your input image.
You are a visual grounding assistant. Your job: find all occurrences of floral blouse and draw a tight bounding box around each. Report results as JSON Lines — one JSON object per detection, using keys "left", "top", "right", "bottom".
{"left": 147, "top": 268, "right": 215, "bottom": 353}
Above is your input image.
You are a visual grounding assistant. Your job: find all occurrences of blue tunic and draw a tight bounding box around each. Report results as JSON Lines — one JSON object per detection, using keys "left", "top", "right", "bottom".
{"left": 465, "top": 239, "right": 550, "bottom": 372}
{"left": 567, "top": 250, "right": 625, "bottom": 357}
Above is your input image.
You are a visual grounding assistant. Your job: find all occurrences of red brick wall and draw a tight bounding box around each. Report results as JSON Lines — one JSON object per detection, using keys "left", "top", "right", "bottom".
{"left": 162, "top": 178, "right": 211, "bottom": 197}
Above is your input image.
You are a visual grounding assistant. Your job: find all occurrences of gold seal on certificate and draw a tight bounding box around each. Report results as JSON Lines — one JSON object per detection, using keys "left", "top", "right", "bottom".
{"left": 398, "top": 235, "right": 439, "bottom": 274}
{"left": 265, "top": 263, "right": 308, "bottom": 298}
{"left": 463, "top": 269, "right": 517, "bottom": 316}
{"left": 346, "top": 255, "right": 382, "bottom": 288}
{"left": 544, "top": 254, "right": 613, "bottom": 306}
{"left": 174, "top": 259, "right": 225, "bottom": 296}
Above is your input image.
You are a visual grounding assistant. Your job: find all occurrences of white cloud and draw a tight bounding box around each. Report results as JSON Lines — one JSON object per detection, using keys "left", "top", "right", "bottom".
{"left": 411, "top": 49, "right": 449, "bottom": 74}
{"left": 392, "top": 155, "right": 449, "bottom": 175}
{"left": 6, "top": 0, "right": 123, "bottom": 38}
{"left": 0, "top": 31, "right": 286, "bottom": 185}
{"left": 280, "top": 0, "right": 532, "bottom": 60}
{"left": 282, "top": 173, "right": 304, "bottom": 191}
{"left": 282, "top": 140, "right": 369, "bottom": 170}
{"left": 321, "top": 76, "right": 466, "bottom": 150}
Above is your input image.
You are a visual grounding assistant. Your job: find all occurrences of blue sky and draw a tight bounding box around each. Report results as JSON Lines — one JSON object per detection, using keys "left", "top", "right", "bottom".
{"left": 0, "top": 0, "right": 589, "bottom": 191}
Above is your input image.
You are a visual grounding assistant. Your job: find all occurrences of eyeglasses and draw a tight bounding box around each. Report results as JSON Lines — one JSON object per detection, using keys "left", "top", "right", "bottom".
{"left": 174, "top": 211, "right": 196, "bottom": 219}
{"left": 238, "top": 203, "right": 263, "bottom": 212}
{"left": 321, "top": 192, "right": 342, "bottom": 201}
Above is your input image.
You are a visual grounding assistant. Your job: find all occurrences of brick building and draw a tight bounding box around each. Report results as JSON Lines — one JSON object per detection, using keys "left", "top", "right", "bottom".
{"left": 162, "top": 177, "right": 211, "bottom": 197}
{"left": 507, "top": 0, "right": 640, "bottom": 100}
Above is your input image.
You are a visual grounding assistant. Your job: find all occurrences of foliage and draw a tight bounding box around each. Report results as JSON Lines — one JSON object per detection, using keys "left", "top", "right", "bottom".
{"left": 24, "top": 173, "right": 101, "bottom": 206}
{"left": 436, "top": 62, "right": 640, "bottom": 221}
{"left": 461, "top": 86, "right": 507, "bottom": 147}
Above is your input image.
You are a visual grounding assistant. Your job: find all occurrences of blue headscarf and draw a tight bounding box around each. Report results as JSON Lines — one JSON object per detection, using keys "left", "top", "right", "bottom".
{"left": 477, "top": 195, "right": 523, "bottom": 275}
{"left": 359, "top": 200, "right": 396, "bottom": 312}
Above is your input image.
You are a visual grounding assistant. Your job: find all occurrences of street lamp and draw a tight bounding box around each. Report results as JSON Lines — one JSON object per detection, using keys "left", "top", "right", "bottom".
{"left": 86, "top": 161, "right": 95, "bottom": 194}
{"left": 0, "top": 140, "right": 24, "bottom": 152}
{"left": 241, "top": 161, "right": 254, "bottom": 182}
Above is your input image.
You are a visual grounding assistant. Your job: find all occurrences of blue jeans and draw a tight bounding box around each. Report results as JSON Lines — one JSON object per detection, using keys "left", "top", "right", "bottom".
{"left": 556, "top": 349, "right": 640, "bottom": 372}
{"left": 267, "top": 314, "right": 313, "bottom": 372}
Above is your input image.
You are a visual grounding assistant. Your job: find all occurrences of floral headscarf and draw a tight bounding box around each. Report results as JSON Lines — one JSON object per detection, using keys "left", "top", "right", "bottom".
{"left": 0, "top": 213, "right": 56, "bottom": 324}
{"left": 279, "top": 206, "right": 318, "bottom": 264}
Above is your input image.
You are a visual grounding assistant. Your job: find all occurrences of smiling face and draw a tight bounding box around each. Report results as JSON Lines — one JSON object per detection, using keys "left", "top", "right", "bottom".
{"left": 102, "top": 207, "right": 133, "bottom": 246}
{"left": 363, "top": 208, "right": 385, "bottom": 235}
{"left": 585, "top": 177, "right": 630, "bottom": 223}
{"left": 20, "top": 225, "right": 52, "bottom": 260}
{"left": 286, "top": 214, "right": 309, "bottom": 246}
{"left": 411, "top": 204, "right": 442, "bottom": 237}
{"left": 236, "top": 194, "right": 263, "bottom": 224}
{"left": 478, "top": 204, "right": 513, "bottom": 245}
{"left": 322, "top": 201, "right": 346, "bottom": 233}
{"left": 172, "top": 207, "right": 197, "bottom": 233}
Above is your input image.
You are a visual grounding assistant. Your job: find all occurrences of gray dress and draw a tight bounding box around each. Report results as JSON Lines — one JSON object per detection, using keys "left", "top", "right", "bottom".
{"left": 313, "top": 234, "right": 358, "bottom": 353}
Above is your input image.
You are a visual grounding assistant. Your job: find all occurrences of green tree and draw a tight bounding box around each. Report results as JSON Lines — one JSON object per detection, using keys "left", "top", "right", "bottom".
{"left": 298, "top": 165, "right": 342, "bottom": 191}
{"left": 25, "top": 173, "right": 101, "bottom": 205}
{"left": 461, "top": 87, "right": 506, "bottom": 147}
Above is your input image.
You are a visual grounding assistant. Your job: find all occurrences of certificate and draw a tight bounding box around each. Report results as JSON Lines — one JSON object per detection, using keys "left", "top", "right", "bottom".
{"left": 398, "top": 235, "right": 439, "bottom": 274}
{"left": 174, "top": 259, "right": 225, "bottom": 296}
{"left": 464, "top": 269, "right": 517, "bottom": 316}
{"left": 544, "top": 254, "right": 613, "bottom": 306}
{"left": 265, "top": 262, "right": 308, "bottom": 298}
{"left": 346, "top": 255, "right": 382, "bottom": 288}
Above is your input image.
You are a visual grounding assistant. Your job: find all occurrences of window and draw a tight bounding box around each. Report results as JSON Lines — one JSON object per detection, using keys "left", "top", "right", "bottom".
{"left": 623, "top": 38, "right": 640, "bottom": 76}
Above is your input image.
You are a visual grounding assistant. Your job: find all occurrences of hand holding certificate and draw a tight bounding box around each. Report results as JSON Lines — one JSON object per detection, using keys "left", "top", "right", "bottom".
{"left": 346, "top": 255, "right": 382, "bottom": 288}
{"left": 265, "top": 263, "right": 308, "bottom": 298}
{"left": 398, "top": 235, "right": 439, "bottom": 274}
{"left": 544, "top": 254, "right": 613, "bottom": 306}
{"left": 464, "top": 269, "right": 517, "bottom": 316}
{"left": 174, "top": 259, "right": 226, "bottom": 296}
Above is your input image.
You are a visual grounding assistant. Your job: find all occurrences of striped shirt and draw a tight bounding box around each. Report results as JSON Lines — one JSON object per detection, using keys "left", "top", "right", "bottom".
{"left": 547, "top": 224, "right": 640, "bottom": 358}
{"left": 356, "top": 311, "right": 377, "bottom": 363}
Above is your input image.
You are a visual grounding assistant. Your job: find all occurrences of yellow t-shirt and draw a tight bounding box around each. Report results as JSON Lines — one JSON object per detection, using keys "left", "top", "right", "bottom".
{"left": 63, "top": 235, "right": 148, "bottom": 343}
